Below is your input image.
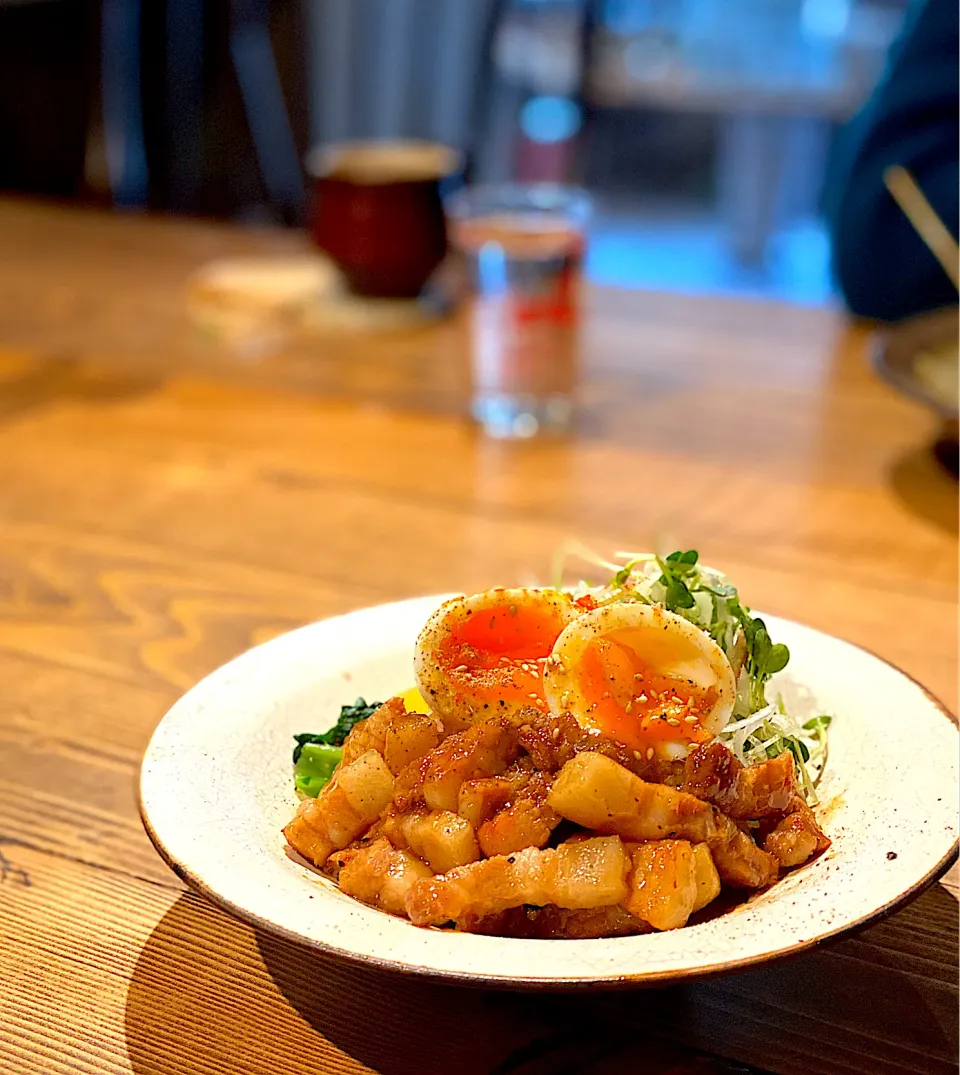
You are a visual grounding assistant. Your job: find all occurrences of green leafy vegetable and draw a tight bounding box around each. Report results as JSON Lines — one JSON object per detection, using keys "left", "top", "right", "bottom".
{"left": 666, "top": 577, "right": 696, "bottom": 609}
{"left": 803, "top": 715, "right": 832, "bottom": 734}
{"left": 700, "top": 579, "right": 737, "bottom": 598}
{"left": 655, "top": 554, "right": 697, "bottom": 611}
{"left": 666, "top": 549, "right": 699, "bottom": 565}
{"left": 786, "top": 736, "right": 810, "bottom": 764}
{"left": 739, "top": 617, "right": 786, "bottom": 707}
{"left": 802, "top": 715, "right": 832, "bottom": 788}
{"left": 292, "top": 697, "right": 381, "bottom": 763}
{"left": 290, "top": 698, "right": 382, "bottom": 796}
{"left": 718, "top": 602, "right": 791, "bottom": 712}
{"left": 294, "top": 742, "right": 343, "bottom": 797}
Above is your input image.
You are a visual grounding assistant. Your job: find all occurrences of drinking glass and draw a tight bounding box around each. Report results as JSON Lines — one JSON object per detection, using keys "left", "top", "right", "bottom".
{"left": 448, "top": 184, "right": 590, "bottom": 438}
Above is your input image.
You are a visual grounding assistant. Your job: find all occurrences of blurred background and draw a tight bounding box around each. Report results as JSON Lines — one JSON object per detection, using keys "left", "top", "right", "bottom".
{"left": 1, "top": 0, "right": 910, "bottom": 305}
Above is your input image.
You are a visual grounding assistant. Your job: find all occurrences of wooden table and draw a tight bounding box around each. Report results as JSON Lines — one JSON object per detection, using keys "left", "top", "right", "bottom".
{"left": 0, "top": 200, "right": 956, "bottom": 1075}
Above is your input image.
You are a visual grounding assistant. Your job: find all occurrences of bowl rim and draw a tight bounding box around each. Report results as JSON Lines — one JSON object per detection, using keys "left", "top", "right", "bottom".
{"left": 138, "top": 605, "right": 959, "bottom": 991}
{"left": 871, "top": 305, "right": 958, "bottom": 422}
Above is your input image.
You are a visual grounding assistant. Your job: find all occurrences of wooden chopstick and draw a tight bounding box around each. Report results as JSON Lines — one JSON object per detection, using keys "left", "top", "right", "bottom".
{"left": 883, "top": 165, "right": 959, "bottom": 290}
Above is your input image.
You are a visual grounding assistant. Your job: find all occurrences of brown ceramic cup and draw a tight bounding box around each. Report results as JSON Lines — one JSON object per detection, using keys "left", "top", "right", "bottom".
{"left": 307, "top": 140, "right": 462, "bottom": 299}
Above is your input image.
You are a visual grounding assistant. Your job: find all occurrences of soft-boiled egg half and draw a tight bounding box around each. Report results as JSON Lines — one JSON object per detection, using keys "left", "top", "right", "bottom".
{"left": 542, "top": 603, "right": 736, "bottom": 759}
{"left": 413, "top": 588, "right": 580, "bottom": 726}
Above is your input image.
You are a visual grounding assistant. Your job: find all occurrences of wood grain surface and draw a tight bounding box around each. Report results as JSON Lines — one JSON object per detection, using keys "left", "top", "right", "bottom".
{"left": 0, "top": 200, "right": 956, "bottom": 1075}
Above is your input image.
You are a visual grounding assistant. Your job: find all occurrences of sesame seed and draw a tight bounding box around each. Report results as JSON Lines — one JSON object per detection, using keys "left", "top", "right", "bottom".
{"left": 528, "top": 693, "right": 539, "bottom": 699}
{"left": 551, "top": 727, "right": 561, "bottom": 740}
{"left": 666, "top": 718, "right": 681, "bottom": 727}
{"left": 684, "top": 715, "right": 698, "bottom": 724}
{"left": 625, "top": 702, "right": 633, "bottom": 714}
{"left": 646, "top": 747, "right": 655, "bottom": 760}
{"left": 637, "top": 692, "right": 648, "bottom": 703}
{"left": 633, "top": 750, "right": 643, "bottom": 761}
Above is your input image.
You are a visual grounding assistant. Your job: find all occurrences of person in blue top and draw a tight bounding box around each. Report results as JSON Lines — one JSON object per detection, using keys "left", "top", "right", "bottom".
{"left": 825, "top": 0, "right": 958, "bottom": 321}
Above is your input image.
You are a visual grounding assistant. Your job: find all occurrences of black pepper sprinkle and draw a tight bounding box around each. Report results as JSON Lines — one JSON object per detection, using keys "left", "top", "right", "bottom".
{"left": 886, "top": 851, "right": 898, "bottom": 861}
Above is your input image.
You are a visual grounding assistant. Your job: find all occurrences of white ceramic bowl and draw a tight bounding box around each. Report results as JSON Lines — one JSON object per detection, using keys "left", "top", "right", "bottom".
{"left": 139, "top": 595, "right": 958, "bottom": 988}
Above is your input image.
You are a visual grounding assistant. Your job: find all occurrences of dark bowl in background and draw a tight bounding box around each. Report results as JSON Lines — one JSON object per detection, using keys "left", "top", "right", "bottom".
{"left": 873, "top": 306, "right": 958, "bottom": 476}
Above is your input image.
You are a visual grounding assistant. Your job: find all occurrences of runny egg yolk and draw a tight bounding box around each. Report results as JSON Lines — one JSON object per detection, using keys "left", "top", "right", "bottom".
{"left": 438, "top": 600, "right": 568, "bottom": 712}
{"left": 578, "top": 635, "right": 718, "bottom": 753}
{"left": 396, "top": 686, "right": 432, "bottom": 714}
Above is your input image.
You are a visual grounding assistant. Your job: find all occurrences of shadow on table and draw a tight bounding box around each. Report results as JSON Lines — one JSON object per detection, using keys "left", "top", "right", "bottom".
{"left": 123, "top": 885, "right": 958, "bottom": 1075}
{"left": 0, "top": 355, "right": 157, "bottom": 426}
{"left": 888, "top": 440, "right": 959, "bottom": 535}
{"left": 121, "top": 890, "right": 716, "bottom": 1075}
{"left": 253, "top": 927, "right": 746, "bottom": 1075}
